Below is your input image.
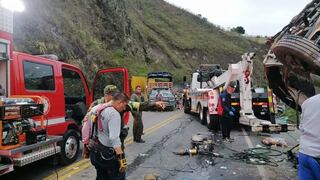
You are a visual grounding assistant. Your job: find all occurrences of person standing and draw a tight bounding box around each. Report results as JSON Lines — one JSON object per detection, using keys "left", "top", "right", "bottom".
{"left": 89, "top": 93, "right": 129, "bottom": 180}
{"left": 85, "top": 85, "right": 165, "bottom": 149}
{"left": 298, "top": 94, "right": 320, "bottom": 180}
{"left": 131, "top": 85, "right": 145, "bottom": 143}
{"left": 220, "top": 82, "right": 236, "bottom": 142}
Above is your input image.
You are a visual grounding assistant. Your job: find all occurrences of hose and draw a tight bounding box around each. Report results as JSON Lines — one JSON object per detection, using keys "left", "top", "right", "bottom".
{"left": 230, "top": 147, "right": 283, "bottom": 167}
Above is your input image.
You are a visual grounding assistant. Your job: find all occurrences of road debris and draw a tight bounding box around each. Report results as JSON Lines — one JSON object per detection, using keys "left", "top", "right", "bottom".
{"left": 139, "top": 153, "right": 149, "bottom": 157}
{"left": 262, "top": 137, "right": 288, "bottom": 147}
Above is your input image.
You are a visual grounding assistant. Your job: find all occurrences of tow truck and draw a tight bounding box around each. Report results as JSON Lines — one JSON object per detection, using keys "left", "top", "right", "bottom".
{"left": 184, "top": 53, "right": 295, "bottom": 132}
{"left": 0, "top": 4, "right": 129, "bottom": 175}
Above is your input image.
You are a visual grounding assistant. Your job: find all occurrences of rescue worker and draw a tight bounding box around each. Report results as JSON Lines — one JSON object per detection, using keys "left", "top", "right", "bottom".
{"left": 88, "top": 93, "right": 129, "bottom": 180}
{"left": 131, "top": 85, "right": 145, "bottom": 143}
{"left": 89, "top": 85, "right": 165, "bottom": 148}
{"left": 298, "top": 94, "right": 320, "bottom": 180}
{"left": 220, "top": 82, "right": 236, "bottom": 142}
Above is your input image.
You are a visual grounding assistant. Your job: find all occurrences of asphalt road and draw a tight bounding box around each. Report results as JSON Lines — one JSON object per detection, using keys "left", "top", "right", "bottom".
{"left": 1, "top": 110, "right": 299, "bottom": 180}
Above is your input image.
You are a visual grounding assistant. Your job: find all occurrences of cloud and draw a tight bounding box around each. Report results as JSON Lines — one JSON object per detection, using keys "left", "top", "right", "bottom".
{"left": 165, "top": 0, "right": 312, "bottom": 35}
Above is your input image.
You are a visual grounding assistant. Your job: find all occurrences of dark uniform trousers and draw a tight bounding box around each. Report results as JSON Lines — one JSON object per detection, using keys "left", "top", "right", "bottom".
{"left": 131, "top": 93, "right": 145, "bottom": 141}
{"left": 89, "top": 150, "right": 125, "bottom": 180}
{"left": 133, "top": 112, "right": 143, "bottom": 141}
{"left": 220, "top": 90, "right": 233, "bottom": 139}
{"left": 220, "top": 115, "right": 232, "bottom": 139}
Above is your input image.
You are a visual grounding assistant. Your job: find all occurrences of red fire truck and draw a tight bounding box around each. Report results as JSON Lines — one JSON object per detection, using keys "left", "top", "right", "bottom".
{"left": 0, "top": 5, "right": 129, "bottom": 175}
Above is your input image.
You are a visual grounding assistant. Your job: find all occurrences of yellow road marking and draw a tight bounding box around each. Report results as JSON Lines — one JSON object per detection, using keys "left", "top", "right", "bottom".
{"left": 43, "top": 111, "right": 184, "bottom": 180}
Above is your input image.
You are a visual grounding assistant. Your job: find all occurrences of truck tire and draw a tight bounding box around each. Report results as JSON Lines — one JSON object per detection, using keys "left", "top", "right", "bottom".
{"left": 59, "top": 129, "right": 80, "bottom": 165}
{"left": 199, "top": 106, "right": 207, "bottom": 125}
{"left": 184, "top": 99, "right": 191, "bottom": 114}
{"left": 272, "top": 35, "right": 317, "bottom": 106}
{"left": 273, "top": 35, "right": 320, "bottom": 76}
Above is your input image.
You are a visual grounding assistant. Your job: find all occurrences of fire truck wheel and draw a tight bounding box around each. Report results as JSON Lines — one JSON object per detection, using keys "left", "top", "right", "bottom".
{"left": 59, "top": 129, "right": 80, "bottom": 165}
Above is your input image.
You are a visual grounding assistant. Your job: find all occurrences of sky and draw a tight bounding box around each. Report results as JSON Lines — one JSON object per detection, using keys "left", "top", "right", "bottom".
{"left": 164, "top": 0, "right": 312, "bottom": 36}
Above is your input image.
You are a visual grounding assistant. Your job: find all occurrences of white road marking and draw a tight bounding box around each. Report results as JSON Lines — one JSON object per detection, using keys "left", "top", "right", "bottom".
{"left": 242, "top": 128, "right": 268, "bottom": 180}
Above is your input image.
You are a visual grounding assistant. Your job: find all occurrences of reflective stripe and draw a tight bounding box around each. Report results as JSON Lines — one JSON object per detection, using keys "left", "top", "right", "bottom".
{"left": 132, "top": 102, "right": 140, "bottom": 111}
{"left": 35, "top": 117, "right": 65, "bottom": 126}
{"left": 267, "top": 87, "right": 274, "bottom": 113}
{"left": 252, "top": 102, "right": 267, "bottom": 106}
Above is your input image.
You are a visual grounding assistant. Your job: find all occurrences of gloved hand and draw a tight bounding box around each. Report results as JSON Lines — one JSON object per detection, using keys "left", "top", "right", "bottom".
{"left": 229, "top": 111, "right": 235, "bottom": 117}
{"left": 231, "top": 107, "right": 235, "bottom": 112}
{"left": 118, "top": 154, "right": 127, "bottom": 173}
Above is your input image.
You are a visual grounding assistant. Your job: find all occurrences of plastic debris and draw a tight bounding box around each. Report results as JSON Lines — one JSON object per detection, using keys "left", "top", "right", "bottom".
{"left": 205, "top": 159, "right": 214, "bottom": 165}
{"left": 139, "top": 153, "right": 149, "bottom": 157}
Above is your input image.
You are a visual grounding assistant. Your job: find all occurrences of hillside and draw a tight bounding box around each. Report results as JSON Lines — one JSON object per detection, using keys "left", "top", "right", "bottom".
{"left": 13, "top": 0, "right": 268, "bottom": 85}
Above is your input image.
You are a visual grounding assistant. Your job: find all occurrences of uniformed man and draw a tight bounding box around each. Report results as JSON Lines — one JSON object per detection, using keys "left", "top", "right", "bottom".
{"left": 89, "top": 85, "right": 165, "bottom": 148}
{"left": 220, "top": 82, "right": 236, "bottom": 142}
{"left": 89, "top": 93, "right": 129, "bottom": 180}
{"left": 131, "top": 85, "right": 145, "bottom": 143}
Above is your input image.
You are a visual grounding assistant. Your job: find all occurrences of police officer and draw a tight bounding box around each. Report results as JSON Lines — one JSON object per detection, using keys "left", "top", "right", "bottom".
{"left": 220, "top": 82, "right": 236, "bottom": 142}
{"left": 131, "top": 85, "right": 145, "bottom": 143}
{"left": 89, "top": 93, "right": 129, "bottom": 180}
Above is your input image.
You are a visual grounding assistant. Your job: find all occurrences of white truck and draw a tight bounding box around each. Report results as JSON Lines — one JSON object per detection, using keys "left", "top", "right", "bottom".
{"left": 184, "top": 53, "right": 295, "bottom": 132}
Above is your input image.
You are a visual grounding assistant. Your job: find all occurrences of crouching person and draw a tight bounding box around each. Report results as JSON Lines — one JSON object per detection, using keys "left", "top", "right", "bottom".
{"left": 85, "top": 93, "right": 129, "bottom": 180}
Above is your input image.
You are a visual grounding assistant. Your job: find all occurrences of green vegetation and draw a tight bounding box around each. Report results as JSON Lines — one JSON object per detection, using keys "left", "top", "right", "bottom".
{"left": 14, "top": 0, "right": 268, "bottom": 86}
{"left": 281, "top": 107, "right": 299, "bottom": 124}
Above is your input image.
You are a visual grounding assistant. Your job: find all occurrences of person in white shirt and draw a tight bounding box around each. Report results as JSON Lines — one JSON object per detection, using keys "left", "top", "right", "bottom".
{"left": 299, "top": 94, "right": 320, "bottom": 180}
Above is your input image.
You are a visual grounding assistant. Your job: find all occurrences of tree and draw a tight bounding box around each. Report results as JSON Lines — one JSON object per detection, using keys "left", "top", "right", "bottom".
{"left": 231, "top": 26, "right": 245, "bottom": 34}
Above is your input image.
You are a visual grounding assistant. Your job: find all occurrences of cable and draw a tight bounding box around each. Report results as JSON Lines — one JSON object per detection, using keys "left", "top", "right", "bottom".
{"left": 229, "top": 147, "right": 283, "bottom": 167}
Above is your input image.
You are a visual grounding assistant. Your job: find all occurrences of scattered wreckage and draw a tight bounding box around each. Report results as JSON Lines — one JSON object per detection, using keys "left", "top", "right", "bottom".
{"left": 264, "top": 0, "right": 320, "bottom": 110}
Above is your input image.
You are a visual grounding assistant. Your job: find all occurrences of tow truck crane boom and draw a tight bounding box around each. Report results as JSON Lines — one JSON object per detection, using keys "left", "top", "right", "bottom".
{"left": 210, "top": 53, "right": 294, "bottom": 132}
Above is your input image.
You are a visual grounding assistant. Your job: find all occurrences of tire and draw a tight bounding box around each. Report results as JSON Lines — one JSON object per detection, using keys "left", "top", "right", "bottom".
{"left": 199, "top": 106, "right": 207, "bottom": 125}
{"left": 273, "top": 35, "right": 320, "bottom": 75}
{"left": 183, "top": 99, "right": 191, "bottom": 114}
{"left": 59, "top": 129, "right": 80, "bottom": 165}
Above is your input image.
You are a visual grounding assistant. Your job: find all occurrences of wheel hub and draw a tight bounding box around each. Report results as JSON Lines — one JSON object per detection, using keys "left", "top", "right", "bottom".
{"left": 65, "top": 136, "right": 78, "bottom": 159}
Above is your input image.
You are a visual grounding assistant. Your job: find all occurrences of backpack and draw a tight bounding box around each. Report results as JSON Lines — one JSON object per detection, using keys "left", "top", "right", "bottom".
{"left": 81, "top": 103, "right": 112, "bottom": 145}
